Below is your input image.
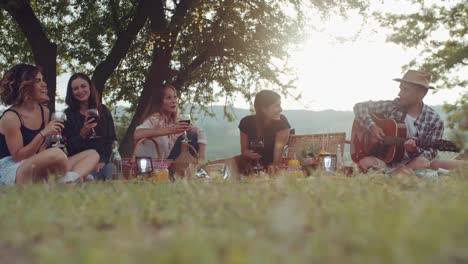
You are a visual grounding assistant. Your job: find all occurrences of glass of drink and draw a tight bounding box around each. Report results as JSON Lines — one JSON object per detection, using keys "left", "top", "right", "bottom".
{"left": 249, "top": 139, "right": 264, "bottom": 173}
{"left": 179, "top": 114, "right": 191, "bottom": 143}
{"left": 51, "top": 111, "right": 67, "bottom": 148}
{"left": 323, "top": 156, "right": 332, "bottom": 172}
{"left": 86, "top": 109, "right": 100, "bottom": 139}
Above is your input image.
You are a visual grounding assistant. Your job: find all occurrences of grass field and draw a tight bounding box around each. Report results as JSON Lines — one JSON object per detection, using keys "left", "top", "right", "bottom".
{"left": 1, "top": 169, "right": 468, "bottom": 264}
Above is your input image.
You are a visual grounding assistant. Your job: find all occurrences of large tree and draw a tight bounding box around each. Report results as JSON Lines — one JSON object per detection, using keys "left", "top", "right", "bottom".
{"left": 0, "top": 0, "right": 61, "bottom": 111}
{"left": 111, "top": 0, "right": 369, "bottom": 154}
{"left": 0, "top": 0, "right": 149, "bottom": 110}
{"left": 1, "top": 0, "right": 369, "bottom": 156}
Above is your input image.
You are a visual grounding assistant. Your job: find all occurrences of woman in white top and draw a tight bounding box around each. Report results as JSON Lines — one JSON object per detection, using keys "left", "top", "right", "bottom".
{"left": 134, "top": 84, "right": 207, "bottom": 161}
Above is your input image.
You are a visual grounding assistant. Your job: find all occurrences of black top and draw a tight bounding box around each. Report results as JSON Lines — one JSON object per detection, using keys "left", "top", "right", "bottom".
{"left": 238, "top": 114, "right": 291, "bottom": 164}
{"left": 0, "top": 105, "right": 45, "bottom": 159}
{"left": 63, "top": 105, "right": 116, "bottom": 163}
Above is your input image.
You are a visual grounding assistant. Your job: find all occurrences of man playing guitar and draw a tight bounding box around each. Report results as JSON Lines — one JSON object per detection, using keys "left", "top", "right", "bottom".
{"left": 353, "top": 69, "right": 461, "bottom": 174}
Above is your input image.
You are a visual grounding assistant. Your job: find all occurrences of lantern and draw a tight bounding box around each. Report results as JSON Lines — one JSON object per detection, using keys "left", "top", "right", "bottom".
{"left": 319, "top": 153, "right": 337, "bottom": 172}
{"left": 136, "top": 156, "right": 153, "bottom": 176}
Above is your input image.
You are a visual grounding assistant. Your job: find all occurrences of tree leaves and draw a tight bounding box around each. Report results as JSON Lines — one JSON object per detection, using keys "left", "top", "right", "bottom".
{"left": 376, "top": 1, "right": 467, "bottom": 89}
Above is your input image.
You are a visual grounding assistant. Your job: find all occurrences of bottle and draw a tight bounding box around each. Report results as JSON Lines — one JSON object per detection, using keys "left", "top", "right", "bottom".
{"left": 110, "top": 141, "right": 123, "bottom": 179}
{"left": 288, "top": 154, "right": 303, "bottom": 177}
{"left": 336, "top": 144, "right": 343, "bottom": 172}
{"left": 155, "top": 159, "right": 169, "bottom": 182}
{"left": 283, "top": 128, "right": 296, "bottom": 163}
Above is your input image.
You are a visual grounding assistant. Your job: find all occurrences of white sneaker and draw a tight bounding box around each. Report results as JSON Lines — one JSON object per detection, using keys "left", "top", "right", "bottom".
{"left": 57, "top": 172, "right": 81, "bottom": 184}
{"left": 84, "top": 174, "right": 95, "bottom": 181}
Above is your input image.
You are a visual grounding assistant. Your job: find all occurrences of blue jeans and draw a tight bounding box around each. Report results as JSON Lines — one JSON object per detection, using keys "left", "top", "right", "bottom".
{"left": 92, "top": 163, "right": 113, "bottom": 180}
{"left": 167, "top": 131, "right": 200, "bottom": 160}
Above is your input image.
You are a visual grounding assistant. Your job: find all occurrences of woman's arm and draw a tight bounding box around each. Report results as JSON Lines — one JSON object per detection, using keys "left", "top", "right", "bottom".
{"left": 240, "top": 131, "right": 260, "bottom": 160}
{"left": 272, "top": 128, "right": 290, "bottom": 165}
{"left": 191, "top": 126, "right": 207, "bottom": 161}
{"left": 3, "top": 110, "right": 62, "bottom": 162}
{"left": 38, "top": 109, "right": 51, "bottom": 152}
{"left": 133, "top": 122, "right": 189, "bottom": 141}
{"left": 198, "top": 144, "right": 206, "bottom": 161}
{"left": 3, "top": 113, "right": 43, "bottom": 161}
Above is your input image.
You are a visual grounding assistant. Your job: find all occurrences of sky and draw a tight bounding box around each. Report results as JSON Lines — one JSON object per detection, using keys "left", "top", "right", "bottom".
{"left": 54, "top": 0, "right": 466, "bottom": 112}
{"left": 242, "top": 0, "right": 466, "bottom": 111}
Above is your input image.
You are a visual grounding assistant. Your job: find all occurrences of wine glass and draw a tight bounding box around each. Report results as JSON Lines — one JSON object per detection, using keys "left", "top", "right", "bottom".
{"left": 179, "top": 114, "right": 191, "bottom": 143}
{"left": 249, "top": 139, "right": 264, "bottom": 174}
{"left": 51, "top": 111, "right": 67, "bottom": 148}
{"left": 86, "top": 109, "right": 100, "bottom": 139}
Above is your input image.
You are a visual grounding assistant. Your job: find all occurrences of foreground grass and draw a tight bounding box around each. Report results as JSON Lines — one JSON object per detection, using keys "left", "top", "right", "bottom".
{"left": 1, "top": 171, "right": 468, "bottom": 264}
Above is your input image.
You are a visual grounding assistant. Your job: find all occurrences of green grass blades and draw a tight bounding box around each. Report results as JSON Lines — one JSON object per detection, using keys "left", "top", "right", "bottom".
{"left": 1, "top": 169, "right": 468, "bottom": 264}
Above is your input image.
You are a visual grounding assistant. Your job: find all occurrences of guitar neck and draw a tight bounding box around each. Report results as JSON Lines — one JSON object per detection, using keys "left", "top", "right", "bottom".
{"left": 383, "top": 137, "right": 436, "bottom": 148}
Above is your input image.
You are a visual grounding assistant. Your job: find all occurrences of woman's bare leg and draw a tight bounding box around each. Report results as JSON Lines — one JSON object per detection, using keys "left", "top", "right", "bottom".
{"left": 67, "top": 150, "right": 99, "bottom": 178}
{"left": 16, "top": 148, "right": 68, "bottom": 184}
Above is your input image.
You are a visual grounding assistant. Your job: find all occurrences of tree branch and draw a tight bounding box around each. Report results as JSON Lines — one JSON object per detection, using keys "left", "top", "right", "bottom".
{"left": 148, "top": 0, "right": 166, "bottom": 32}
{"left": 3, "top": 0, "right": 55, "bottom": 54}
{"left": 108, "top": 0, "right": 122, "bottom": 33}
{"left": 3, "top": 0, "right": 57, "bottom": 111}
{"left": 173, "top": 44, "right": 225, "bottom": 88}
{"left": 167, "top": 0, "right": 200, "bottom": 43}
{"left": 92, "top": 0, "right": 150, "bottom": 94}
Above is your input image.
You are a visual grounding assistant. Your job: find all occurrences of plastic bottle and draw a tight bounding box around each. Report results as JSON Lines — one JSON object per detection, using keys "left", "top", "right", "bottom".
{"left": 110, "top": 141, "right": 123, "bottom": 179}
{"left": 336, "top": 144, "right": 343, "bottom": 171}
{"left": 288, "top": 154, "right": 303, "bottom": 177}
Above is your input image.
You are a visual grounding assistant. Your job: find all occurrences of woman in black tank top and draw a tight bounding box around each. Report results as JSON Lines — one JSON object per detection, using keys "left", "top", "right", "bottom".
{"left": 0, "top": 64, "right": 99, "bottom": 185}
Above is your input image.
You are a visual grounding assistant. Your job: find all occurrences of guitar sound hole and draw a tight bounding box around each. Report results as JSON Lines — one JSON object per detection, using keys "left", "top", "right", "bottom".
{"left": 369, "top": 144, "right": 389, "bottom": 158}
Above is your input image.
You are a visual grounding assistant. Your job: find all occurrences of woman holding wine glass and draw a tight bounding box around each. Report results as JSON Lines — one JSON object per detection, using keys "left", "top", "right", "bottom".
{"left": 238, "top": 90, "right": 291, "bottom": 175}
{"left": 62, "top": 73, "right": 117, "bottom": 180}
{"left": 0, "top": 64, "right": 99, "bottom": 185}
{"left": 134, "top": 84, "right": 207, "bottom": 162}
{"left": 50, "top": 111, "right": 67, "bottom": 148}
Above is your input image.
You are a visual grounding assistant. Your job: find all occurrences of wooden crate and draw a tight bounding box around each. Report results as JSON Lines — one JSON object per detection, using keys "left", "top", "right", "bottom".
{"left": 287, "top": 132, "right": 346, "bottom": 159}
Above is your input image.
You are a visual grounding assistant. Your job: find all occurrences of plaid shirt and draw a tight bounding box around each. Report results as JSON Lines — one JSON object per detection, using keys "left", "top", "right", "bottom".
{"left": 353, "top": 98, "right": 444, "bottom": 161}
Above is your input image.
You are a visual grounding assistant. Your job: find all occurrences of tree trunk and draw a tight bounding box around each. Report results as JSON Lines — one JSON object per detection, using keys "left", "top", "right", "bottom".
{"left": 36, "top": 43, "right": 57, "bottom": 112}
{"left": 119, "top": 51, "right": 172, "bottom": 156}
{"left": 92, "top": 0, "right": 150, "bottom": 97}
{"left": 119, "top": 0, "right": 197, "bottom": 156}
{"left": 5, "top": 0, "right": 57, "bottom": 111}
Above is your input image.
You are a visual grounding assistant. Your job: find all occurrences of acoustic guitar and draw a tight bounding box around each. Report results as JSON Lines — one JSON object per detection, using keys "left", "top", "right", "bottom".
{"left": 350, "top": 113, "right": 460, "bottom": 164}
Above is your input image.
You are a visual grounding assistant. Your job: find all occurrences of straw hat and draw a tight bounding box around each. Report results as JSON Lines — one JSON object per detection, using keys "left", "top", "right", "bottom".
{"left": 393, "top": 70, "right": 434, "bottom": 89}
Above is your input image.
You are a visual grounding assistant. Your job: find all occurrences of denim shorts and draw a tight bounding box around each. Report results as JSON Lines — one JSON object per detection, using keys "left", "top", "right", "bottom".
{"left": 0, "top": 156, "right": 23, "bottom": 186}
{"left": 91, "top": 163, "right": 114, "bottom": 180}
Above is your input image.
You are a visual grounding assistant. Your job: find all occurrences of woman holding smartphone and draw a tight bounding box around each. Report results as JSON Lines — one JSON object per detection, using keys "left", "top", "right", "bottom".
{"left": 62, "top": 73, "right": 117, "bottom": 180}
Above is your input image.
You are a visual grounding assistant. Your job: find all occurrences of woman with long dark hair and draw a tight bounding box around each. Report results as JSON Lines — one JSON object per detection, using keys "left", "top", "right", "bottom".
{"left": 0, "top": 64, "right": 99, "bottom": 185}
{"left": 62, "top": 73, "right": 117, "bottom": 180}
{"left": 134, "top": 84, "right": 207, "bottom": 161}
{"left": 238, "top": 90, "right": 290, "bottom": 173}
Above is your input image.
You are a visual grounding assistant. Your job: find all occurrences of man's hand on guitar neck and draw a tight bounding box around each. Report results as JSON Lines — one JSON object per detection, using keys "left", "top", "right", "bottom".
{"left": 370, "top": 125, "right": 385, "bottom": 143}
{"left": 404, "top": 139, "right": 418, "bottom": 153}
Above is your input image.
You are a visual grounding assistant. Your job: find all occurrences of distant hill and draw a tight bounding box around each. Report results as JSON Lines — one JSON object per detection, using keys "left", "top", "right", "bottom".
{"left": 194, "top": 105, "right": 448, "bottom": 160}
